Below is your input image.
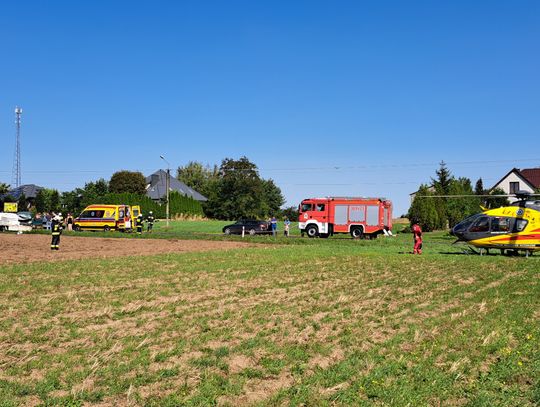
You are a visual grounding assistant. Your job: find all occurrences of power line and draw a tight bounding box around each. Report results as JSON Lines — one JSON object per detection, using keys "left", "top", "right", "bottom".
{"left": 0, "top": 158, "right": 538, "bottom": 175}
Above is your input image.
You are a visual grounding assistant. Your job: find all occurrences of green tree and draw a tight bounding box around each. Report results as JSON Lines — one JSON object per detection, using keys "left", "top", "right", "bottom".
{"left": 50, "top": 190, "right": 61, "bottom": 213}
{"left": 485, "top": 187, "right": 509, "bottom": 209}
{"left": 407, "top": 185, "right": 440, "bottom": 232}
{"left": 474, "top": 178, "right": 484, "bottom": 195}
{"left": 109, "top": 171, "right": 146, "bottom": 195}
{"left": 221, "top": 156, "right": 264, "bottom": 219}
{"left": 85, "top": 179, "right": 109, "bottom": 197}
{"left": 430, "top": 161, "right": 455, "bottom": 228}
{"left": 446, "top": 178, "right": 480, "bottom": 228}
{"left": 432, "top": 161, "right": 453, "bottom": 195}
{"left": 17, "top": 193, "right": 28, "bottom": 211}
{"left": 61, "top": 190, "right": 84, "bottom": 215}
{"left": 34, "top": 189, "right": 48, "bottom": 213}
{"left": 205, "top": 157, "right": 265, "bottom": 220}
{"left": 176, "top": 161, "right": 219, "bottom": 198}
{"left": 281, "top": 206, "right": 299, "bottom": 221}
{"left": 261, "top": 179, "right": 285, "bottom": 217}
{"left": 0, "top": 183, "right": 10, "bottom": 195}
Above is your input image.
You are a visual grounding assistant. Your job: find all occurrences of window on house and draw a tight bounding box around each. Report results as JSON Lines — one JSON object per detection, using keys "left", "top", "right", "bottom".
{"left": 510, "top": 182, "right": 520, "bottom": 194}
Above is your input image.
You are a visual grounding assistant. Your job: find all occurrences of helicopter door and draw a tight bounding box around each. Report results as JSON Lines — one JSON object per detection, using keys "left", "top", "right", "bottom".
{"left": 490, "top": 217, "right": 512, "bottom": 234}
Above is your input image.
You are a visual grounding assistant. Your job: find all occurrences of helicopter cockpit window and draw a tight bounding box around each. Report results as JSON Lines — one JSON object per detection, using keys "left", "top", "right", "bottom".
{"left": 491, "top": 217, "right": 510, "bottom": 233}
{"left": 469, "top": 216, "right": 490, "bottom": 233}
{"left": 453, "top": 214, "right": 481, "bottom": 233}
{"left": 514, "top": 219, "right": 528, "bottom": 232}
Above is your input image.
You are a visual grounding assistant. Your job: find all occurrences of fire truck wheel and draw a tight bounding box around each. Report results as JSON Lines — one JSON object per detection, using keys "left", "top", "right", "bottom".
{"left": 306, "top": 225, "right": 319, "bottom": 238}
{"left": 350, "top": 227, "right": 364, "bottom": 239}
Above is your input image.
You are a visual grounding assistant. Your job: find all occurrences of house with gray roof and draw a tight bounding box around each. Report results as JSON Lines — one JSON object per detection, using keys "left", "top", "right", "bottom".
{"left": 146, "top": 170, "right": 207, "bottom": 202}
{"left": 3, "top": 184, "right": 43, "bottom": 200}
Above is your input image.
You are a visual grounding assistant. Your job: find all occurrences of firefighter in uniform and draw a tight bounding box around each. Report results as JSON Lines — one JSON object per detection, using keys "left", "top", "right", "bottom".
{"left": 146, "top": 211, "right": 155, "bottom": 232}
{"left": 412, "top": 222, "right": 423, "bottom": 254}
{"left": 51, "top": 214, "right": 63, "bottom": 250}
{"left": 136, "top": 213, "right": 144, "bottom": 235}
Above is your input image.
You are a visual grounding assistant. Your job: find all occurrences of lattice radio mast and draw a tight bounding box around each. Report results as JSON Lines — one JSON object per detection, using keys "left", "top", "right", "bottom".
{"left": 12, "top": 106, "right": 22, "bottom": 188}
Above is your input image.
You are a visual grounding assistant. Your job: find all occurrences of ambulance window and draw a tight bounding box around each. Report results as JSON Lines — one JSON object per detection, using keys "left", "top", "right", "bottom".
{"left": 119, "top": 209, "right": 124, "bottom": 218}
{"left": 301, "top": 203, "right": 313, "bottom": 212}
{"left": 315, "top": 204, "right": 325, "bottom": 212}
{"left": 469, "top": 216, "right": 490, "bottom": 232}
{"left": 514, "top": 219, "right": 528, "bottom": 232}
{"left": 491, "top": 217, "right": 510, "bottom": 232}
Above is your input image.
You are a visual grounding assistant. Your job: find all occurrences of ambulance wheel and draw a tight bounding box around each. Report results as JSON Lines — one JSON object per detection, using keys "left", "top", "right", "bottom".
{"left": 103, "top": 226, "right": 111, "bottom": 232}
{"left": 249, "top": 228, "right": 256, "bottom": 236}
{"left": 351, "top": 227, "right": 364, "bottom": 239}
{"left": 74, "top": 225, "right": 81, "bottom": 232}
{"left": 306, "top": 225, "right": 319, "bottom": 238}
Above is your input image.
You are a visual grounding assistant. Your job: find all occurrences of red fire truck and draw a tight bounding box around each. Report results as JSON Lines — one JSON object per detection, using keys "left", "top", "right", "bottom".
{"left": 298, "top": 197, "right": 392, "bottom": 238}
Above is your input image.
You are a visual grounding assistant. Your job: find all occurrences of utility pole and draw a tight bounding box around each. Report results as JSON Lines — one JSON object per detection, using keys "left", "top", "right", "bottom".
{"left": 160, "top": 155, "right": 170, "bottom": 227}
{"left": 12, "top": 107, "right": 22, "bottom": 188}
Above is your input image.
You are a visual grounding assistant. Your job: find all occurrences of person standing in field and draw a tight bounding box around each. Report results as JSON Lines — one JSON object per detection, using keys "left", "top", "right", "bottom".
{"left": 66, "top": 213, "right": 74, "bottom": 231}
{"left": 136, "top": 213, "right": 144, "bottom": 235}
{"left": 284, "top": 217, "right": 290, "bottom": 237}
{"left": 146, "top": 211, "right": 155, "bottom": 232}
{"left": 50, "top": 214, "right": 63, "bottom": 250}
{"left": 271, "top": 216, "right": 277, "bottom": 237}
{"left": 412, "top": 222, "right": 423, "bottom": 254}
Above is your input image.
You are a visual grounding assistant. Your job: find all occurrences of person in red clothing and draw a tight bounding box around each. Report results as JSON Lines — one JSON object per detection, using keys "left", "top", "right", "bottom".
{"left": 412, "top": 223, "right": 423, "bottom": 254}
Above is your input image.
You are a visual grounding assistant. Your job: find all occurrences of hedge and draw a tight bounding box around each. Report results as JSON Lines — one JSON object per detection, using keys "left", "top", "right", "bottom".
{"left": 96, "top": 191, "right": 203, "bottom": 218}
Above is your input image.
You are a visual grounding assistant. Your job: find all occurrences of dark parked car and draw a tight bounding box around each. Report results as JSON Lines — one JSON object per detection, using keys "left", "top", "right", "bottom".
{"left": 222, "top": 220, "right": 271, "bottom": 236}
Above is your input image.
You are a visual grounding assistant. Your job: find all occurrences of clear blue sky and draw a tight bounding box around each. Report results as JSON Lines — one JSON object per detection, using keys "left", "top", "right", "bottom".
{"left": 1, "top": 1, "right": 539, "bottom": 215}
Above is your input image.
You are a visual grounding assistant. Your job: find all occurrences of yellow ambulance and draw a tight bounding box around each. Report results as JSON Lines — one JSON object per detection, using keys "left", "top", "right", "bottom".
{"left": 73, "top": 204, "right": 141, "bottom": 232}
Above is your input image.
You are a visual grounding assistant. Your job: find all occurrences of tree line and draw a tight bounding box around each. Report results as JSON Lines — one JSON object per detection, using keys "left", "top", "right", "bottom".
{"left": 1, "top": 157, "right": 293, "bottom": 220}
{"left": 407, "top": 162, "right": 509, "bottom": 231}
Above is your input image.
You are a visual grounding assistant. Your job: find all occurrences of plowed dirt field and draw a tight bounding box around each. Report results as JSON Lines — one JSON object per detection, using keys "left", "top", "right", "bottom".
{"left": 0, "top": 233, "right": 253, "bottom": 265}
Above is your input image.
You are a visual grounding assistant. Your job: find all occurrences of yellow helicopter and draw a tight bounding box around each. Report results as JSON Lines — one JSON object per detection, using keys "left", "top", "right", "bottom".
{"left": 451, "top": 191, "right": 540, "bottom": 256}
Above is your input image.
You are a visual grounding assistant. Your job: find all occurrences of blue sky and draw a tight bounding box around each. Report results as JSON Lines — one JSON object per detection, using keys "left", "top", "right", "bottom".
{"left": 1, "top": 1, "right": 539, "bottom": 215}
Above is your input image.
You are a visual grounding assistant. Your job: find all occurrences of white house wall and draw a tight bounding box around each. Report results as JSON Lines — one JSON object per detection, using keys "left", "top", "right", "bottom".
{"left": 493, "top": 171, "right": 534, "bottom": 194}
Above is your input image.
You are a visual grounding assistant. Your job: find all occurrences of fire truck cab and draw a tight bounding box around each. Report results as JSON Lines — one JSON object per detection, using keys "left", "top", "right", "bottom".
{"left": 298, "top": 197, "right": 392, "bottom": 238}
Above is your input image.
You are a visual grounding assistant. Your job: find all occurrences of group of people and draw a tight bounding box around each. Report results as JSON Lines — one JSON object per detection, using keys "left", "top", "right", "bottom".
{"left": 35, "top": 212, "right": 74, "bottom": 231}
{"left": 48, "top": 211, "right": 156, "bottom": 250}
{"left": 45, "top": 210, "right": 424, "bottom": 253}
{"left": 268, "top": 216, "right": 291, "bottom": 237}
{"left": 135, "top": 211, "right": 155, "bottom": 235}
